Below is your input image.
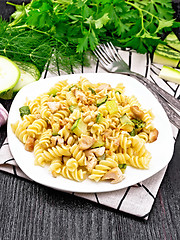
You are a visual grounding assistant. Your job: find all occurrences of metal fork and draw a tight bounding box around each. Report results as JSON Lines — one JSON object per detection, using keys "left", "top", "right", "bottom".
{"left": 93, "top": 42, "right": 180, "bottom": 129}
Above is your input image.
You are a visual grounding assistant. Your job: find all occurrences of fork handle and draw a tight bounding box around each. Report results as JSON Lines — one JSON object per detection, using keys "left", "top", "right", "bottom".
{"left": 130, "top": 72, "right": 180, "bottom": 113}
{"left": 119, "top": 72, "right": 180, "bottom": 128}
{"left": 153, "top": 93, "right": 180, "bottom": 129}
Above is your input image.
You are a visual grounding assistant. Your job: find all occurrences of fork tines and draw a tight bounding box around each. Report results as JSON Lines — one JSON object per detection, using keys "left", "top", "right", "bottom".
{"left": 93, "top": 42, "right": 123, "bottom": 65}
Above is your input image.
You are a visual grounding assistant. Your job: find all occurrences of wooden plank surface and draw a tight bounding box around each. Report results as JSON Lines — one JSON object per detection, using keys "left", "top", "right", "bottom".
{"left": 0, "top": 1, "right": 180, "bottom": 239}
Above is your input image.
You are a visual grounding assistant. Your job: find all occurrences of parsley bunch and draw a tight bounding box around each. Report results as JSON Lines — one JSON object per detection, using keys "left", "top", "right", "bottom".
{"left": 0, "top": 0, "right": 179, "bottom": 73}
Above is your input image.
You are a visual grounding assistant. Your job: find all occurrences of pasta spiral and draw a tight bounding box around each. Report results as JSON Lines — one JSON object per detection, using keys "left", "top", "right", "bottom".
{"left": 60, "top": 166, "right": 86, "bottom": 182}
{"left": 49, "top": 159, "right": 62, "bottom": 177}
{"left": 41, "top": 145, "right": 71, "bottom": 162}
{"left": 39, "top": 129, "right": 52, "bottom": 149}
{"left": 27, "top": 119, "right": 47, "bottom": 138}
{"left": 70, "top": 144, "right": 87, "bottom": 166}
{"left": 127, "top": 155, "right": 151, "bottom": 169}
{"left": 88, "top": 157, "right": 118, "bottom": 182}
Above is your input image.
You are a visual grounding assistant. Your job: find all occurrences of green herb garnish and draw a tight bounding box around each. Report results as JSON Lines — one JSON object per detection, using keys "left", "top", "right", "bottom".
{"left": 118, "top": 164, "right": 127, "bottom": 169}
{"left": 130, "top": 119, "right": 146, "bottom": 136}
{"left": 130, "top": 129, "right": 136, "bottom": 137}
{"left": 19, "top": 106, "right": 31, "bottom": 117}
{"left": 118, "top": 163, "right": 127, "bottom": 173}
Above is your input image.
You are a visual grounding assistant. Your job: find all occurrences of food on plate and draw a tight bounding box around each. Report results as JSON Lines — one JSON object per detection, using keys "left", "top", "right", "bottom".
{"left": 159, "top": 66, "right": 180, "bottom": 85}
{"left": 11, "top": 77, "right": 158, "bottom": 183}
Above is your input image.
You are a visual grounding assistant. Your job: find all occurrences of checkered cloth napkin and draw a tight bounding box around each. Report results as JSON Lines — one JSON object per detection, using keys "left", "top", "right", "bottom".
{"left": 0, "top": 49, "right": 179, "bottom": 220}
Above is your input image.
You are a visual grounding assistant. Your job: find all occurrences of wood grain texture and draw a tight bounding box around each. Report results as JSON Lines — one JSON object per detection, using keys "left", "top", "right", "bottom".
{"left": 0, "top": 162, "right": 180, "bottom": 240}
{"left": 0, "top": 1, "right": 180, "bottom": 239}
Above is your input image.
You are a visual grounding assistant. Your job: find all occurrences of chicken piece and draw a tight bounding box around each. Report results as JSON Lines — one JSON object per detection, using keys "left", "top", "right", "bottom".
{"left": 73, "top": 89, "right": 87, "bottom": 103}
{"left": 96, "top": 83, "right": 112, "bottom": 92}
{"left": 85, "top": 150, "right": 94, "bottom": 158}
{"left": 90, "top": 146, "right": 105, "bottom": 157}
{"left": 130, "top": 105, "right": 145, "bottom": 120}
{"left": 79, "top": 135, "right": 95, "bottom": 150}
{"left": 51, "top": 136, "right": 64, "bottom": 147}
{"left": 86, "top": 153, "right": 97, "bottom": 172}
{"left": 102, "top": 167, "right": 125, "bottom": 184}
{"left": 47, "top": 102, "right": 61, "bottom": 113}
{"left": 149, "top": 128, "right": 158, "bottom": 143}
{"left": 25, "top": 136, "right": 35, "bottom": 152}
{"left": 85, "top": 147, "right": 105, "bottom": 158}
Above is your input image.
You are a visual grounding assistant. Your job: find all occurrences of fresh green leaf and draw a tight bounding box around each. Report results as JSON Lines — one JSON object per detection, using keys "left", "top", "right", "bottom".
{"left": 0, "top": 0, "right": 179, "bottom": 72}
{"left": 77, "top": 34, "right": 89, "bottom": 52}
{"left": 157, "top": 19, "right": 174, "bottom": 32}
{"left": 95, "top": 13, "right": 109, "bottom": 29}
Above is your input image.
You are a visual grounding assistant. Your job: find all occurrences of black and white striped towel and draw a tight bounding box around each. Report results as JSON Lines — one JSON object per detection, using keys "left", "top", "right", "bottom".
{"left": 0, "top": 49, "right": 179, "bottom": 220}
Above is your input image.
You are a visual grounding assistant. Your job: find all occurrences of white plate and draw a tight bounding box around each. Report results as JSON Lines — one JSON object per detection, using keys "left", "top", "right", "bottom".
{"left": 7, "top": 73, "right": 174, "bottom": 193}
